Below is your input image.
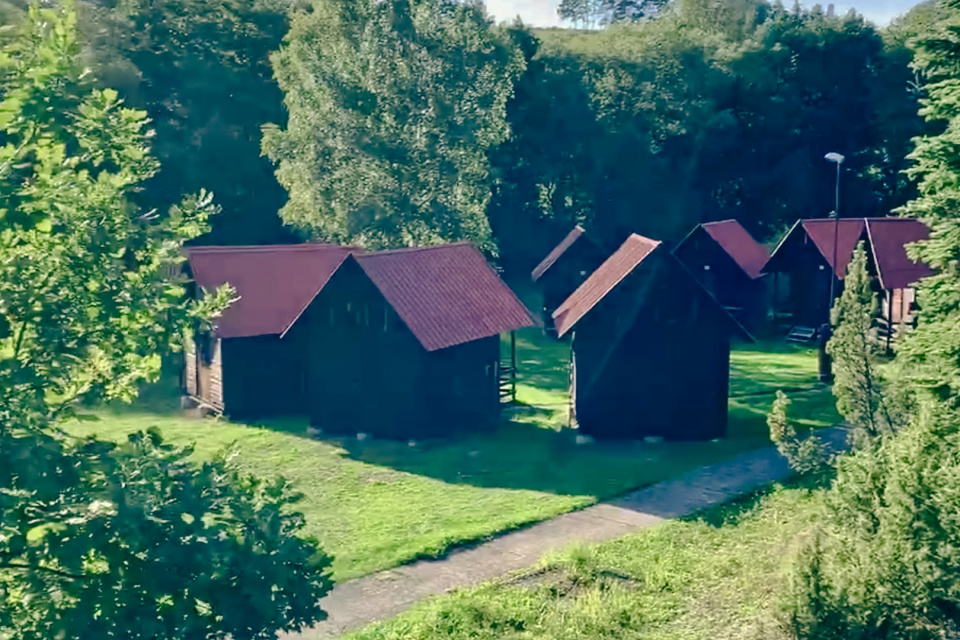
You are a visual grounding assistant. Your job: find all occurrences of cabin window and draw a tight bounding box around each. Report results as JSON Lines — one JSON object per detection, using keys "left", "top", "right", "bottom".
{"left": 345, "top": 301, "right": 361, "bottom": 326}
{"left": 364, "top": 304, "right": 370, "bottom": 326}
{"left": 383, "top": 305, "right": 389, "bottom": 332}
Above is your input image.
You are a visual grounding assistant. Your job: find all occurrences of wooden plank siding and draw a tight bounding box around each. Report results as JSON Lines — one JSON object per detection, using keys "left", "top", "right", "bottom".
{"left": 672, "top": 228, "right": 769, "bottom": 333}
{"left": 184, "top": 336, "right": 198, "bottom": 397}
{"left": 297, "top": 258, "right": 501, "bottom": 440}
{"left": 191, "top": 334, "right": 224, "bottom": 411}
{"left": 570, "top": 255, "right": 732, "bottom": 440}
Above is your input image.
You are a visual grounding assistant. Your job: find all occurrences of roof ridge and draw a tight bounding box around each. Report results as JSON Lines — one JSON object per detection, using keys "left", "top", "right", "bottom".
{"left": 187, "top": 243, "right": 351, "bottom": 254}
{"left": 357, "top": 242, "right": 474, "bottom": 258}
{"left": 553, "top": 234, "right": 662, "bottom": 337}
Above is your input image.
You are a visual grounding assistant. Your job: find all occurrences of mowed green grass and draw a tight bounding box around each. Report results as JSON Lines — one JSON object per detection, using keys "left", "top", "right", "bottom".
{"left": 346, "top": 482, "right": 824, "bottom": 640}
{"left": 65, "top": 330, "right": 838, "bottom": 582}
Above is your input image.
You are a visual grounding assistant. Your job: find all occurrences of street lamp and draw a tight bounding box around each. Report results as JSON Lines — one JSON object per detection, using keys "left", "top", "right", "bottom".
{"left": 825, "top": 152, "right": 844, "bottom": 306}
{"left": 819, "top": 152, "right": 845, "bottom": 384}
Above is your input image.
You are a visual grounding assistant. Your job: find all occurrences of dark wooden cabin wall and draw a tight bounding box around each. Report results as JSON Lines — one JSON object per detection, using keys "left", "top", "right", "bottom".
{"left": 786, "top": 246, "right": 836, "bottom": 327}
{"left": 304, "top": 261, "right": 424, "bottom": 438}
{"left": 422, "top": 336, "right": 501, "bottom": 435}
{"left": 302, "top": 260, "right": 502, "bottom": 440}
{"left": 673, "top": 230, "right": 767, "bottom": 332}
{"left": 571, "top": 254, "right": 732, "bottom": 441}
{"left": 220, "top": 335, "right": 307, "bottom": 420}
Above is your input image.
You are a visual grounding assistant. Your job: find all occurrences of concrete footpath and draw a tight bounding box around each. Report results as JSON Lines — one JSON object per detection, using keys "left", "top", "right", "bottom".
{"left": 284, "top": 426, "right": 849, "bottom": 640}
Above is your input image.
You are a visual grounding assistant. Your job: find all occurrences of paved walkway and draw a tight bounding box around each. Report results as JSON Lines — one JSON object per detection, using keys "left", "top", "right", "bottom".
{"left": 284, "top": 427, "right": 849, "bottom": 640}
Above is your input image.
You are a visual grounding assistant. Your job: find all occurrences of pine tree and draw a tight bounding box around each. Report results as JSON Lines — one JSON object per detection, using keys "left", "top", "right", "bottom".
{"left": 826, "top": 243, "right": 900, "bottom": 446}
{"left": 899, "top": 0, "right": 960, "bottom": 406}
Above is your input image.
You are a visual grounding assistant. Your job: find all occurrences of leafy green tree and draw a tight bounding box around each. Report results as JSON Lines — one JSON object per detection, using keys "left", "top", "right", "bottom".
{"left": 263, "top": 0, "right": 525, "bottom": 251}
{"left": 77, "top": 0, "right": 296, "bottom": 245}
{"left": 0, "top": 5, "right": 332, "bottom": 637}
{"left": 557, "top": 0, "right": 604, "bottom": 28}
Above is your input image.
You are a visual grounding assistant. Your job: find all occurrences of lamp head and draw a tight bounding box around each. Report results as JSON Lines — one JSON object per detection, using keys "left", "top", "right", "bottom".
{"left": 825, "top": 152, "right": 845, "bottom": 164}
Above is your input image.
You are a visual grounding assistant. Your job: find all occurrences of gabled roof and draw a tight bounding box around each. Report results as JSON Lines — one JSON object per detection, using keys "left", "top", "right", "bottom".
{"left": 355, "top": 244, "right": 537, "bottom": 351}
{"left": 865, "top": 218, "right": 932, "bottom": 290}
{"left": 281, "top": 243, "right": 537, "bottom": 351}
{"left": 763, "top": 217, "right": 932, "bottom": 288}
{"left": 532, "top": 225, "right": 602, "bottom": 281}
{"left": 186, "top": 244, "right": 352, "bottom": 339}
{"left": 800, "top": 218, "right": 867, "bottom": 279}
{"left": 553, "top": 234, "right": 661, "bottom": 338}
{"left": 697, "top": 220, "right": 770, "bottom": 280}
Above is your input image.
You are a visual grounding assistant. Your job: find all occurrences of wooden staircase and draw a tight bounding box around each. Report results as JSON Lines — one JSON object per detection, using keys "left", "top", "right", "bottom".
{"left": 499, "top": 364, "right": 517, "bottom": 403}
{"left": 786, "top": 325, "right": 818, "bottom": 345}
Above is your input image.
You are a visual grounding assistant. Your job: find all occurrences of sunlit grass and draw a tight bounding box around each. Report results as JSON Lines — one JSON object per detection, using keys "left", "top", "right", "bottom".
{"left": 346, "top": 483, "right": 825, "bottom": 640}
{"left": 66, "top": 329, "right": 837, "bottom": 582}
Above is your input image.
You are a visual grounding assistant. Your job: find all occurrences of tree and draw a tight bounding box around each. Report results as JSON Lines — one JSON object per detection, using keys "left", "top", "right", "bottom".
{"left": 76, "top": 0, "right": 297, "bottom": 245}
{"left": 826, "top": 243, "right": 903, "bottom": 446}
{"left": 600, "top": 0, "right": 669, "bottom": 23}
{"left": 489, "top": 0, "right": 922, "bottom": 273}
{"left": 557, "top": 0, "right": 604, "bottom": 29}
{"left": 781, "top": 3, "right": 960, "bottom": 637}
{"left": 263, "top": 0, "right": 525, "bottom": 251}
{"left": 767, "top": 390, "right": 828, "bottom": 476}
{"left": 0, "top": 5, "right": 332, "bottom": 637}
{"left": 899, "top": 0, "right": 960, "bottom": 405}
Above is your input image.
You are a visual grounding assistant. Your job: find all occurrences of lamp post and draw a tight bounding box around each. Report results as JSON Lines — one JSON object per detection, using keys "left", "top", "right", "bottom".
{"left": 819, "top": 152, "right": 845, "bottom": 384}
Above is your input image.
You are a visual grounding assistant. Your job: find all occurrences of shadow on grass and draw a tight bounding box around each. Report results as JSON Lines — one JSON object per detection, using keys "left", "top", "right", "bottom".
{"left": 98, "top": 330, "right": 837, "bottom": 503}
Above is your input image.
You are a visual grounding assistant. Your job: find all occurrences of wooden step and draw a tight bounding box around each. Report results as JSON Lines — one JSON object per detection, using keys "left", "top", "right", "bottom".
{"left": 786, "top": 326, "right": 817, "bottom": 344}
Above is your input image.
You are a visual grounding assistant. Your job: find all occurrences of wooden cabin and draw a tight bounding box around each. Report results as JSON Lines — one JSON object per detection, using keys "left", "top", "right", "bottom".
{"left": 673, "top": 220, "right": 771, "bottom": 332}
{"left": 283, "top": 243, "right": 537, "bottom": 440}
{"left": 553, "top": 234, "right": 751, "bottom": 441}
{"left": 181, "top": 244, "right": 352, "bottom": 419}
{"left": 762, "top": 218, "right": 931, "bottom": 337}
{"left": 531, "top": 226, "right": 609, "bottom": 334}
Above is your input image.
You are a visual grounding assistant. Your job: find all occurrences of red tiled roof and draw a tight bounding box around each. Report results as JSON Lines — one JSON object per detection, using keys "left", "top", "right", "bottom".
{"left": 865, "top": 218, "right": 932, "bottom": 290}
{"left": 187, "top": 244, "right": 352, "bottom": 339}
{"left": 355, "top": 244, "right": 537, "bottom": 352}
{"left": 765, "top": 218, "right": 933, "bottom": 288}
{"left": 701, "top": 220, "right": 770, "bottom": 280}
{"left": 553, "top": 234, "right": 661, "bottom": 338}
{"left": 800, "top": 218, "right": 867, "bottom": 279}
{"left": 532, "top": 225, "right": 590, "bottom": 281}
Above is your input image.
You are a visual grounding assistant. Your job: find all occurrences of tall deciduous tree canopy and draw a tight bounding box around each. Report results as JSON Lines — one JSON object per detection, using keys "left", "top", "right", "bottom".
{"left": 492, "top": 0, "right": 923, "bottom": 273}
{"left": 263, "top": 0, "right": 525, "bottom": 251}
{"left": 77, "top": 0, "right": 297, "bottom": 245}
{"left": 0, "top": 5, "right": 332, "bottom": 638}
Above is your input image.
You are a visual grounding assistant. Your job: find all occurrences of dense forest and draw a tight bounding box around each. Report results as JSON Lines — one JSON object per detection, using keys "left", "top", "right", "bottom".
{"left": 0, "top": 0, "right": 935, "bottom": 274}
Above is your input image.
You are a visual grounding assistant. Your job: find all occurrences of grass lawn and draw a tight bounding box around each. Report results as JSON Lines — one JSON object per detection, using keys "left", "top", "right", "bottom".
{"left": 345, "top": 481, "right": 825, "bottom": 640}
{"left": 65, "top": 329, "right": 838, "bottom": 582}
